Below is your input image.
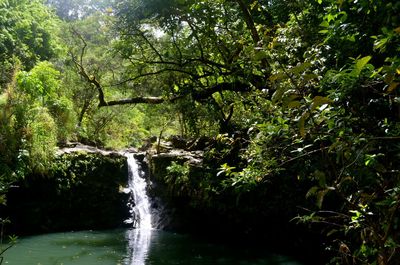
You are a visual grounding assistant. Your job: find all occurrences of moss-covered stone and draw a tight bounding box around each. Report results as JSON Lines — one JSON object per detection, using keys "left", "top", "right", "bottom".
{"left": 4, "top": 151, "right": 129, "bottom": 235}
{"left": 148, "top": 150, "right": 203, "bottom": 181}
{"left": 146, "top": 150, "right": 207, "bottom": 230}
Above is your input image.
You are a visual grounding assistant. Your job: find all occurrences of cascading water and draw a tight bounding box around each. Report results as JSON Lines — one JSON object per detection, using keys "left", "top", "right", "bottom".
{"left": 124, "top": 153, "right": 152, "bottom": 229}
{"left": 124, "top": 153, "right": 153, "bottom": 265}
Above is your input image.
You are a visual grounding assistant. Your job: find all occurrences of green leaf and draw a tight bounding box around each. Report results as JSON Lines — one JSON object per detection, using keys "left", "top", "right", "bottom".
{"left": 306, "top": 186, "right": 319, "bottom": 198}
{"left": 0, "top": 194, "right": 6, "bottom": 205}
{"left": 271, "top": 86, "right": 286, "bottom": 103}
{"left": 320, "top": 21, "right": 329, "bottom": 28}
{"left": 316, "top": 189, "right": 329, "bottom": 208}
{"left": 352, "top": 56, "right": 372, "bottom": 76}
{"left": 314, "top": 170, "right": 327, "bottom": 187}
{"left": 310, "top": 96, "right": 332, "bottom": 111}
{"left": 269, "top": 72, "right": 287, "bottom": 83}
{"left": 303, "top": 73, "right": 319, "bottom": 82}
{"left": 298, "top": 112, "right": 309, "bottom": 137}
{"left": 326, "top": 14, "right": 335, "bottom": 23}
{"left": 287, "top": 100, "right": 301, "bottom": 109}
{"left": 254, "top": 50, "right": 267, "bottom": 61}
{"left": 289, "top": 62, "right": 312, "bottom": 75}
{"left": 374, "top": 37, "right": 388, "bottom": 52}
{"left": 327, "top": 229, "right": 338, "bottom": 237}
{"left": 338, "top": 176, "right": 353, "bottom": 187}
{"left": 387, "top": 82, "right": 399, "bottom": 93}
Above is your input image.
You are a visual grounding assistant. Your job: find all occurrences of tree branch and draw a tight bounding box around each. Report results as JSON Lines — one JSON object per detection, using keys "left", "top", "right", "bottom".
{"left": 137, "top": 29, "right": 164, "bottom": 62}
{"left": 186, "top": 18, "right": 205, "bottom": 60}
{"left": 278, "top": 146, "right": 330, "bottom": 167}
{"left": 234, "top": 0, "right": 260, "bottom": 44}
{"left": 99, "top": 97, "right": 166, "bottom": 107}
{"left": 234, "top": 0, "right": 270, "bottom": 71}
{"left": 70, "top": 28, "right": 258, "bottom": 108}
{"left": 192, "top": 81, "right": 251, "bottom": 101}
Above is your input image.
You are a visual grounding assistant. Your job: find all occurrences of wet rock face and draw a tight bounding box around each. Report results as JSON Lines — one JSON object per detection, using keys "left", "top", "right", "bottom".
{"left": 4, "top": 151, "right": 129, "bottom": 235}
{"left": 148, "top": 149, "right": 203, "bottom": 181}
{"left": 144, "top": 148, "right": 205, "bottom": 230}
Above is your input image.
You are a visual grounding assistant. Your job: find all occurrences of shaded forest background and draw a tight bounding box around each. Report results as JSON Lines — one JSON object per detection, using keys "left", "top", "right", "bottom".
{"left": 0, "top": 0, "right": 400, "bottom": 264}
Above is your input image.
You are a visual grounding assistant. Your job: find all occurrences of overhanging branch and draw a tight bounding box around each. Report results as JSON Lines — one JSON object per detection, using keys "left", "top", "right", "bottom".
{"left": 70, "top": 28, "right": 257, "bottom": 108}
{"left": 99, "top": 97, "right": 165, "bottom": 106}
{"left": 192, "top": 81, "right": 252, "bottom": 101}
{"left": 70, "top": 29, "right": 167, "bottom": 107}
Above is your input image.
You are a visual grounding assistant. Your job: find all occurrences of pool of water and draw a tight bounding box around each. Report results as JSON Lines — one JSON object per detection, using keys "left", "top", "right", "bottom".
{"left": 2, "top": 229, "right": 303, "bottom": 265}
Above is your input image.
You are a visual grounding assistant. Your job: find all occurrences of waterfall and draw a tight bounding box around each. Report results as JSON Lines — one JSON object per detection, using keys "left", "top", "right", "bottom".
{"left": 124, "top": 153, "right": 152, "bottom": 229}
{"left": 124, "top": 153, "right": 153, "bottom": 265}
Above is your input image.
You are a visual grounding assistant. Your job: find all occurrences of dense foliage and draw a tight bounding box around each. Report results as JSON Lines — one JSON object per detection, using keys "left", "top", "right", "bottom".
{"left": 1, "top": 0, "right": 399, "bottom": 263}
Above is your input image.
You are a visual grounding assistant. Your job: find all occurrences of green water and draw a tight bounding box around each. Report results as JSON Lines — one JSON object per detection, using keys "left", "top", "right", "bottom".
{"left": 2, "top": 229, "right": 302, "bottom": 265}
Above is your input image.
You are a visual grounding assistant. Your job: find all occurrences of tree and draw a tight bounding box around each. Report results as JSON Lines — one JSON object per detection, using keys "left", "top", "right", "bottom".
{"left": 107, "top": 0, "right": 400, "bottom": 263}
{"left": 17, "top": 61, "right": 76, "bottom": 143}
{"left": 46, "top": 0, "right": 114, "bottom": 21}
{"left": 61, "top": 10, "right": 169, "bottom": 147}
{"left": 3, "top": 0, "right": 395, "bottom": 262}
{"left": 0, "top": 0, "right": 61, "bottom": 87}
{"left": 69, "top": 0, "right": 278, "bottom": 135}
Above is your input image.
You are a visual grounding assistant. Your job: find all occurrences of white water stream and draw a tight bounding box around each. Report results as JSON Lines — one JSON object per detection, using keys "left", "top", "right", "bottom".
{"left": 123, "top": 153, "right": 153, "bottom": 265}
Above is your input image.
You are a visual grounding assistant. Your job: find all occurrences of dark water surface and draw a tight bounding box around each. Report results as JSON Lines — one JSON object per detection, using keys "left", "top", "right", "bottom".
{"left": 3, "top": 229, "right": 303, "bottom": 265}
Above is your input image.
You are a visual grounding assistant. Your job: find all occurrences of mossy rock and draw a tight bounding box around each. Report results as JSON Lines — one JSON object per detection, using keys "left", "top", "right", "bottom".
{"left": 4, "top": 151, "right": 129, "bottom": 235}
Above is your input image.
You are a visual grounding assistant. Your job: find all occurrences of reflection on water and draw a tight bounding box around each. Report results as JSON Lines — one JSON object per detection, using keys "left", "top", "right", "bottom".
{"left": 3, "top": 229, "right": 303, "bottom": 265}
{"left": 3, "top": 230, "right": 126, "bottom": 265}
{"left": 124, "top": 228, "right": 152, "bottom": 265}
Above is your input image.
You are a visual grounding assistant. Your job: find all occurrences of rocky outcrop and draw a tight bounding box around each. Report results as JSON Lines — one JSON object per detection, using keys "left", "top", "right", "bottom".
{"left": 2, "top": 141, "right": 205, "bottom": 235}
{"left": 4, "top": 147, "right": 129, "bottom": 235}
{"left": 144, "top": 148, "right": 205, "bottom": 230}
{"left": 148, "top": 149, "right": 203, "bottom": 181}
